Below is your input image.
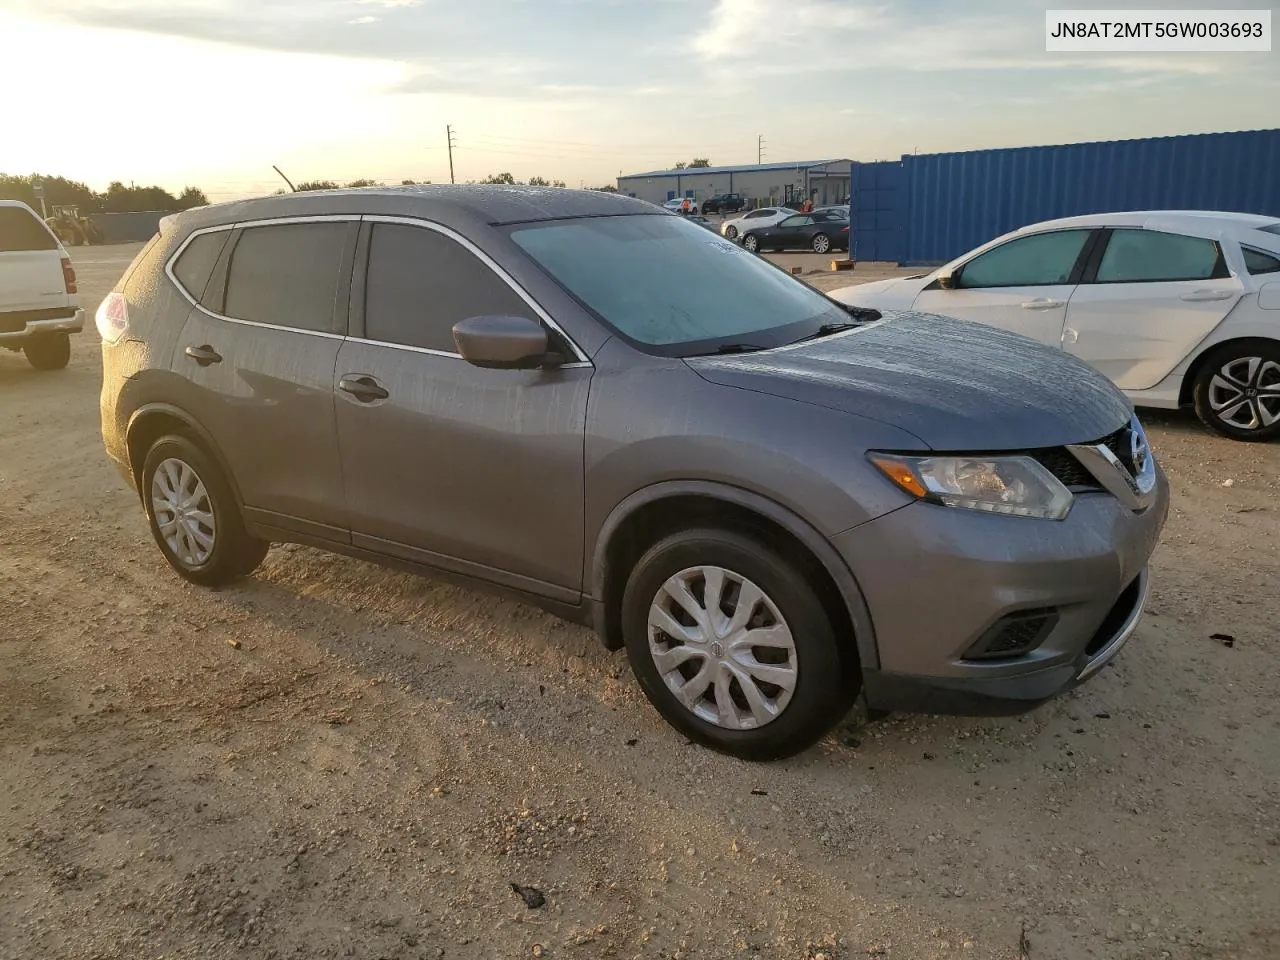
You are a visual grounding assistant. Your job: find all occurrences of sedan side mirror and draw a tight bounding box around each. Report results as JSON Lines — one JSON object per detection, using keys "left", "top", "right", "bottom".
{"left": 937, "top": 269, "right": 958, "bottom": 290}
{"left": 452, "top": 315, "right": 549, "bottom": 370}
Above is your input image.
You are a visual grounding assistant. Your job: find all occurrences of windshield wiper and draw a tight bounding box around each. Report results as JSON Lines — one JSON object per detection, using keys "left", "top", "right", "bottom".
{"left": 790, "top": 322, "right": 857, "bottom": 344}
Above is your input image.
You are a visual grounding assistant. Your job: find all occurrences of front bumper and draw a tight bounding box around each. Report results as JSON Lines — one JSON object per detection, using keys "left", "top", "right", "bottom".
{"left": 0, "top": 309, "right": 85, "bottom": 344}
{"left": 835, "top": 469, "right": 1170, "bottom": 714}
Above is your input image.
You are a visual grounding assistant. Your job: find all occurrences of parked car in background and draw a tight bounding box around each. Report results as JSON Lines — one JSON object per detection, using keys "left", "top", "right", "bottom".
{"left": 662, "top": 198, "right": 698, "bottom": 214}
{"left": 701, "top": 193, "right": 747, "bottom": 215}
{"left": 99, "top": 185, "right": 1168, "bottom": 760}
{"left": 741, "top": 211, "right": 850, "bottom": 254}
{"left": 0, "top": 200, "right": 82, "bottom": 371}
{"left": 720, "top": 207, "right": 794, "bottom": 240}
{"left": 829, "top": 211, "right": 1280, "bottom": 441}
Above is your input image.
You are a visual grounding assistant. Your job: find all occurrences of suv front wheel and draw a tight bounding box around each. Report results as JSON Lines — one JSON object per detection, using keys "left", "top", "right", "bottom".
{"left": 621, "top": 527, "right": 854, "bottom": 760}
{"left": 141, "top": 435, "right": 269, "bottom": 586}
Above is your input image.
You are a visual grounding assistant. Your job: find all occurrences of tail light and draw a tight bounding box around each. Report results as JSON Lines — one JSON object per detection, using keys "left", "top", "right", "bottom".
{"left": 95, "top": 291, "right": 129, "bottom": 343}
{"left": 61, "top": 257, "right": 78, "bottom": 294}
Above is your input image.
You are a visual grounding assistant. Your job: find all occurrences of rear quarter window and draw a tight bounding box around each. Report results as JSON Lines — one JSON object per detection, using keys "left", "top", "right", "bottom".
{"left": 0, "top": 206, "right": 58, "bottom": 252}
{"left": 171, "top": 231, "right": 231, "bottom": 304}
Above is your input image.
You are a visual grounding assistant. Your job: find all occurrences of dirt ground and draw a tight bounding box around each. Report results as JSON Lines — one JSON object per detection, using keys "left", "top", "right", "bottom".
{"left": 1, "top": 243, "right": 1277, "bottom": 960}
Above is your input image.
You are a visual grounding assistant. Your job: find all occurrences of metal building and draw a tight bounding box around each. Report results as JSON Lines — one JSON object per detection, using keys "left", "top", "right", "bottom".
{"left": 850, "top": 128, "right": 1280, "bottom": 266}
{"left": 617, "top": 160, "right": 851, "bottom": 209}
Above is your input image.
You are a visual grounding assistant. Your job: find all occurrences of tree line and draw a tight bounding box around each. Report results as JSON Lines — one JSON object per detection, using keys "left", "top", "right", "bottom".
{"left": 0, "top": 173, "right": 208, "bottom": 213}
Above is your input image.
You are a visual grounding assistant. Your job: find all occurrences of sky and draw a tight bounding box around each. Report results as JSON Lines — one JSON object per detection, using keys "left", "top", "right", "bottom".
{"left": 1, "top": 0, "right": 1275, "bottom": 202}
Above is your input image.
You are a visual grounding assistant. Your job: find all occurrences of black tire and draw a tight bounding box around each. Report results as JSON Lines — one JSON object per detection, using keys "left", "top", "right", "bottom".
{"left": 1191, "top": 340, "right": 1280, "bottom": 442}
{"left": 23, "top": 334, "right": 71, "bottom": 371}
{"left": 621, "top": 528, "right": 856, "bottom": 761}
{"left": 725, "top": 225, "right": 739, "bottom": 240}
{"left": 141, "top": 434, "right": 269, "bottom": 586}
{"left": 742, "top": 234, "right": 759, "bottom": 252}
{"left": 811, "top": 233, "right": 831, "bottom": 254}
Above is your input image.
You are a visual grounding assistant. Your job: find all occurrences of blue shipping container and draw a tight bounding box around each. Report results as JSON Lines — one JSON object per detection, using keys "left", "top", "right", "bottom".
{"left": 850, "top": 129, "right": 1280, "bottom": 266}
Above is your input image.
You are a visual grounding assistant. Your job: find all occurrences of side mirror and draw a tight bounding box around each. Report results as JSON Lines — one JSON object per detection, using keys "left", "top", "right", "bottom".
{"left": 452, "top": 315, "right": 549, "bottom": 370}
{"left": 937, "top": 269, "right": 958, "bottom": 290}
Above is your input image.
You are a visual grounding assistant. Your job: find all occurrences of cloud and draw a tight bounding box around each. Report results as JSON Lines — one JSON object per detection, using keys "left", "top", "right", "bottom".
{"left": 693, "top": 0, "right": 887, "bottom": 60}
{"left": 349, "top": 15, "right": 379, "bottom": 25}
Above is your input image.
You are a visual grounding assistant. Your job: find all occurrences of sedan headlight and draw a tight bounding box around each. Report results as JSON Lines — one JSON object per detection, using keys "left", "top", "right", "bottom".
{"left": 869, "top": 453, "right": 1073, "bottom": 520}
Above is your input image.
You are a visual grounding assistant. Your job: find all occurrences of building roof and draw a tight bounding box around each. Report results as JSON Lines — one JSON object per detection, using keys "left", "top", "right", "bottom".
{"left": 620, "top": 160, "right": 851, "bottom": 180}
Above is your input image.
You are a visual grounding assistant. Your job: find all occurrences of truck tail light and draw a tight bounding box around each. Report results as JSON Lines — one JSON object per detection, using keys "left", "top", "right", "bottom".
{"left": 95, "top": 291, "right": 129, "bottom": 343}
{"left": 61, "top": 257, "right": 78, "bottom": 294}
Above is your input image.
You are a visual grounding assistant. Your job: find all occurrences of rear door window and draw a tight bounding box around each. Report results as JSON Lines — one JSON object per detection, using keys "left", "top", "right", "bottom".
{"left": 363, "top": 222, "right": 534, "bottom": 353}
{"left": 0, "top": 206, "right": 58, "bottom": 252}
{"left": 1094, "top": 228, "right": 1222, "bottom": 283}
{"left": 172, "top": 231, "right": 231, "bottom": 304}
{"left": 223, "top": 222, "right": 349, "bottom": 333}
{"left": 958, "top": 230, "right": 1092, "bottom": 288}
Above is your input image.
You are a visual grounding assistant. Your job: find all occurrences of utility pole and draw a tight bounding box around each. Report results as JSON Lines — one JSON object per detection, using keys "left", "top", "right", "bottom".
{"left": 757, "top": 135, "right": 766, "bottom": 165}
{"left": 447, "top": 125, "right": 457, "bottom": 184}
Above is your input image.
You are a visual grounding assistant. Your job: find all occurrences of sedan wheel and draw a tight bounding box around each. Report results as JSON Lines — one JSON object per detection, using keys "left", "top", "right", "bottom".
{"left": 742, "top": 234, "right": 759, "bottom": 252}
{"left": 621, "top": 527, "right": 855, "bottom": 760}
{"left": 1193, "top": 342, "right": 1280, "bottom": 441}
{"left": 811, "top": 233, "right": 831, "bottom": 254}
{"left": 725, "top": 225, "right": 739, "bottom": 240}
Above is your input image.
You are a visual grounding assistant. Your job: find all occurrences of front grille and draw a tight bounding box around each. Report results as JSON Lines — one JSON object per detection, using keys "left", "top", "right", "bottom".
{"left": 963, "top": 608, "right": 1059, "bottom": 661}
{"left": 1026, "top": 421, "right": 1134, "bottom": 491}
{"left": 1097, "top": 426, "right": 1134, "bottom": 473}
{"left": 1033, "top": 448, "right": 1096, "bottom": 488}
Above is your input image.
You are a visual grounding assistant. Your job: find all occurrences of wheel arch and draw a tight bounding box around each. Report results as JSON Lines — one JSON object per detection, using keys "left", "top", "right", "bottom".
{"left": 589, "top": 481, "right": 879, "bottom": 671}
{"left": 125, "top": 403, "right": 245, "bottom": 508}
{"left": 1179, "top": 335, "right": 1280, "bottom": 406}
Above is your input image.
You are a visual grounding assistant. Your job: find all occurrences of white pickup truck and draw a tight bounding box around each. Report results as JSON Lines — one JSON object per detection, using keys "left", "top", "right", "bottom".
{"left": 0, "top": 200, "right": 83, "bottom": 370}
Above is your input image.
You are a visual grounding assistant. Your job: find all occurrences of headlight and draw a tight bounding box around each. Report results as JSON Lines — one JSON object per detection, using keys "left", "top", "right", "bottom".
{"left": 869, "top": 453, "right": 1073, "bottom": 520}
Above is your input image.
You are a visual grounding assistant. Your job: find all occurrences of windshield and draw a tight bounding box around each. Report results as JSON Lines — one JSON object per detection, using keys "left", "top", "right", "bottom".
{"left": 508, "top": 214, "right": 850, "bottom": 355}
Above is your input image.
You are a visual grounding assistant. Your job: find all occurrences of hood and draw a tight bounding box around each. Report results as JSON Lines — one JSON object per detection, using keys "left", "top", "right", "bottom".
{"left": 828, "top": 275, "right": 930, "bottom": 308}
{"left": 686, "top": 311, "right": 1132, "bottom": 451}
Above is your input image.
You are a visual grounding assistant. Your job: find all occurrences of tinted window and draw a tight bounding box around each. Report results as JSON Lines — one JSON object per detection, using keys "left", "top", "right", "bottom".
{"left": 1259, "top": 222, "right": 1280, "bottom": 236}
{"left": 0, "top": 206, "right": 58, "bottom": 252}
{"left": 959, "top": 230, "right": 1091, "bottom": 288}
{"left": 224, "top": 222, "right": 348, "bottom": 333}
{"left": 509, "top": 214, "right": 850, "bottom": 354}
{"left": 1243, "top": 246, "right": 1280, "bottom": 275}
{"left": 364, "top": 223, "right": 533, "bottom": 353}
{"left": 172, "top": 231, "right": 230, "bottom": 303}
{"left": 778, "top": 216, "right": 811, "bottom": 228}
{"left": 1096, "top": 229, "right": 1220, "bottom": 283}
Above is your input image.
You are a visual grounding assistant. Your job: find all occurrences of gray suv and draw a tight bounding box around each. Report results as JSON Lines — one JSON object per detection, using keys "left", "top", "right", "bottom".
{"left": 99, "top": 186, "right": 1170, "bottom": 760}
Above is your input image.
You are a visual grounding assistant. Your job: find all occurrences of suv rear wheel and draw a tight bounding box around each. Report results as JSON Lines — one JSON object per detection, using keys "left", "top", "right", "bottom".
{"left": 23, "top": 333, "right": 71, "bottom": 371}
{"left": 141, "top": 435, "right": 269, "bottom": 585}
{"left": 621, "top": 528, "right": 853, "bottom": 760}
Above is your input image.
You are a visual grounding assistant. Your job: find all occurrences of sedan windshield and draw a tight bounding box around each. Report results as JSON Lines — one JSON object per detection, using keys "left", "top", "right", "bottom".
{"left": 507, "top": 214, "right": 852, "bottom": 355}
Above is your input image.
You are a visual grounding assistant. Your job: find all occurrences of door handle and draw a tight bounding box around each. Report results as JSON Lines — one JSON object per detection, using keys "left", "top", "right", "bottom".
{"left": 1020, "top": 298, "right": 1064, "bottom": 310}
{"left": 339, "top": 375, "right": 390, "bottom": 403}
{"left": 1180, "top": 289, "right": 1233, "bottom": 302}
{"left": 184, "top": 344, "right": 222, "bottom": 366}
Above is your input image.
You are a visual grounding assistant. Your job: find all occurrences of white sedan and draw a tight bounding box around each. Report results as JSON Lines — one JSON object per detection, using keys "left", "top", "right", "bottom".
{"left": 720, "top": 206, "right": 797, "bottom": 240}
{"left": 829, "top": 211, "right": 1280, "bottom": 441}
